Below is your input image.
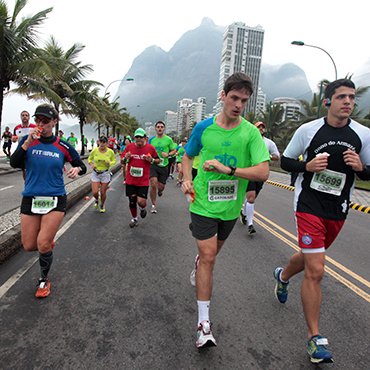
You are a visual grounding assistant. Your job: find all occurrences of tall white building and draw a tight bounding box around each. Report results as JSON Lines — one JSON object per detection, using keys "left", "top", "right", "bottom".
{"left": 189, "top": 97, "right": 207, "bottom": 125}
{"left": 272, "top": 97, "right": 302, "bottom": 122}
{"left": 177, "top": 98, "right": 193, "bottom": 134}
{"left": 256, "top": 87, "right": 266, "bottom": 115}
{"left": 164, "top": 110, "right": 178, "bottom": 134}
{"left": 215, "top": 22, "right": 264, "bottom": 115}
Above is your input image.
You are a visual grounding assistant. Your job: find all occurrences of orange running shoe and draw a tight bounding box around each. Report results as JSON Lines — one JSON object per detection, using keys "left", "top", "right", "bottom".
{"left": 35, "top": 279, "right": 51, "bottom": 298}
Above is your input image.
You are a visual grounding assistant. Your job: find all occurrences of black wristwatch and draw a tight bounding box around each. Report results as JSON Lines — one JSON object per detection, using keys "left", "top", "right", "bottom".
{"left": 228, "top": 166, "right": 236, "bottom": 176}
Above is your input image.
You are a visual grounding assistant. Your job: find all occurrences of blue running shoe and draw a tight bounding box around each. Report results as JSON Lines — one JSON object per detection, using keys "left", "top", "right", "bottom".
{"left": 307, "top": 335, "right": 334, "bottom": 363}
{"left": 274, "top": 267, "right": 289, "bottom": 303}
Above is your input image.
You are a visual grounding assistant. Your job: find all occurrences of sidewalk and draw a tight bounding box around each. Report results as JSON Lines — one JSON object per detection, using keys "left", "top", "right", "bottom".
{"left": 0, "top": 157, "right": 19, "bottom": 175}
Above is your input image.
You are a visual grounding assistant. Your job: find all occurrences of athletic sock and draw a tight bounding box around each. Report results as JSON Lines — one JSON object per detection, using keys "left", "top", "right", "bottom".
{"left": 279, "top": 269, "right": 289, "bottom": 283}
{"left": 130, "top": 207, "right": 137, "bottom": 218}
{"left": 39, "top": 251, "right": 53, "bottom": 279}
{"left": 246, "top": 202, "right": 254, "bottom": 226}
{"left": 197, "top": 300, "right": 210, "bottom": 325}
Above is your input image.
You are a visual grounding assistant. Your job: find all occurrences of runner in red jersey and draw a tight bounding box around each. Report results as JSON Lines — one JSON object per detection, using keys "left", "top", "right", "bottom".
{"left": 13, "top": 110, "right": 37, "bottom": 142}
{"left": 13, "top": 110, "right": 37, "bottom": 180}
{"left": 108, "top": 136, "right": 117, "bottom": 152}
{"left": 121, "top": 128, "right": 159, "bottom": 227}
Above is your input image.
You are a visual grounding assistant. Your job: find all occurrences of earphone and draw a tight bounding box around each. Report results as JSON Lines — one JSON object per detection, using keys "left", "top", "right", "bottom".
{"left": 323, "top": 98, "right": 331, "bottom": 107}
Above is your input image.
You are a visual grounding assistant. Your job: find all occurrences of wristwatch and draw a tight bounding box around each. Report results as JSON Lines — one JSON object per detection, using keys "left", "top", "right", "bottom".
{"left": 228, "top": 166, "right": 236, "bottom": 176}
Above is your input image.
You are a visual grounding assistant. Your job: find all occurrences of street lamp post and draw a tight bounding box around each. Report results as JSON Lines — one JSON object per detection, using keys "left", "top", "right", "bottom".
{"left": 291, "top": 41, "right": 337, "bottom": 80}
{"left": 291, "top": 41, "right": 338, "bottom": 118}
{"left": 103, "top": 77, "right": 134, "bottom": 96}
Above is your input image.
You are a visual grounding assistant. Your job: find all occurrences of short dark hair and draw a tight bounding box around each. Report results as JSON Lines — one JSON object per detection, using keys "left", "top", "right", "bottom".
{"left": 155, "top": 121, "right": 165, "bottom": 127}
{"left": 324, "top": 79, "right": 356, "bottom": 99}
{"left": 223, "top": 72, "right": 254, "bottom": 96}
{"left": 99, "top": 135, "right": 108, "bottom": 142}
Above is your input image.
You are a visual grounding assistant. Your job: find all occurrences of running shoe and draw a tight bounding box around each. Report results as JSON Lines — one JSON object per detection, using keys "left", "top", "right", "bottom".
{"left": 94, "top": 200, "right": 99, "bottom": 209}
{"left": 99, "top": 207, "right": 106, "bottom": 213}
{"left": 190, "top": 254, "right": 200, "bottom": 287}
{"left": 240, "top": 209, "right": 247, "bottom": 225}
{"left": 35, "top": 278, "right": 51, "bottom": 298}
{"left": 274, "top": 267, "right": 289, "bottom": 303}
{"left": 158, "top": 190, "right": 163, "bottom": 197}
{"left": 196, "top": 320, "right": 217, "bottom": 348}
{"left": 151, "top": 205, "right": 157, "bottom": 214}
{"left": 140, "top": 208, "right": 147, "bottom": 219}
{"left": 129, "top": 218, "right": 138, "bottom": 228}
{"left": 248, "top": 225, "right": 256, "bottom": 235}
{"left": 307, "top": 335, "right": 334, "bottom": 363}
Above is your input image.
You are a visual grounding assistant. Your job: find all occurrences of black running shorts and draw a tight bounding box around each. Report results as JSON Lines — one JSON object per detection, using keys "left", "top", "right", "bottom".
{"left": 125, "top": 184, "right": 149, "bottom": 199}
{"left": 246, "top": 181, "right": 264, "bottom": 196}
{"left": 150, "top": 164, "right": 169, "bottom": 185}
{"left": 20, "top": 195, "right": 67, "bottom": 215}
{"left": 189, "top": 212, "right": 237, "bottom": 241}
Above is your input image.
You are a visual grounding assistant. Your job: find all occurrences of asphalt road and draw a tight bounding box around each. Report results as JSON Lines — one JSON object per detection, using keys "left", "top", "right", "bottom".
{"left": 0, "top": 172, "right": 369, "bottom": 369}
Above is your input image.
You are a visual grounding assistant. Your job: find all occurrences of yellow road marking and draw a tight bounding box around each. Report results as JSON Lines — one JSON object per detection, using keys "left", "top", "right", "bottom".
{"left": 253, "top": 212, "right": 370, "bottom": 303}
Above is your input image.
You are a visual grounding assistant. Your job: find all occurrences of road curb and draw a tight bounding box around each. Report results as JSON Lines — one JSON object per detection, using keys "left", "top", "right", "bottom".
{"left": 0, "top": 163, "right": 121, "bottom": 264}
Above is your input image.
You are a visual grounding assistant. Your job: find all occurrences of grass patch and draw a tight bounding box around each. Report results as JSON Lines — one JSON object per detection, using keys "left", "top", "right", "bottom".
{"left": 355, "top": 180, "right": 370, "bottom": 191}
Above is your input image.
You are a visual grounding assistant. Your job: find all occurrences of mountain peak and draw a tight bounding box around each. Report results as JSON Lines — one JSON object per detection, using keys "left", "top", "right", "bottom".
{"left": 200, "top": 17, "right": 215, "bottom": 27}
{"left": 118, "top": 20, "right": 312, "bottom": 123}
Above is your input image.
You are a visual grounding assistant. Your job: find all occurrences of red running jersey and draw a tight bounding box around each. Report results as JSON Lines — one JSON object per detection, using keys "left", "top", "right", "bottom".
{"left": 122, "top": 143, "right": 158, "bottom": 186}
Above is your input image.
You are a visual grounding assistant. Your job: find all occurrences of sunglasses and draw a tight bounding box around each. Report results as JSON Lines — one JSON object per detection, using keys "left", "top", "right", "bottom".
{"left": 135, "top": 135, "right": 145, "bottom": 138}
{"left": 35, "top": 116, "right": 52, "bottom": 124}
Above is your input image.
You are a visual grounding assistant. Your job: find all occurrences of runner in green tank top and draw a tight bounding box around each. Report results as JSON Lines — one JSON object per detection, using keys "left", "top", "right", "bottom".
{"left": 148, "top": 121, "right": 177, "bottom": 214}
{"left": 181, "top": 72, "right": 270, "bottom": 348}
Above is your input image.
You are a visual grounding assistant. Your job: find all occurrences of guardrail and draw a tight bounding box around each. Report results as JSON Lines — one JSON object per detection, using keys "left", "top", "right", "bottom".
{"left": 266, "top": 180, "right": 370, "bottom": 214}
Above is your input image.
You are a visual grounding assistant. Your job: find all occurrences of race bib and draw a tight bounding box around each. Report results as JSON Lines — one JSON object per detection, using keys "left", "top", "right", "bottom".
{"left": 130, "top": 166, "right": 143, "bottom": 177}
{"left": 31, "top": 196, "right": 58, "bottom": 214}
{"left": 208, "top": 180, "right": 238, "bottom": 202}
{"left": 310, "top": 169, "right": 346, "bottom": 196}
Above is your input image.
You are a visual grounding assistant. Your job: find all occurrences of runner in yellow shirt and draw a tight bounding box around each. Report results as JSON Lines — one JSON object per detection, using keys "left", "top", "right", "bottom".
{"left": 88, "top": 135, "right": 116, "bottom": 213}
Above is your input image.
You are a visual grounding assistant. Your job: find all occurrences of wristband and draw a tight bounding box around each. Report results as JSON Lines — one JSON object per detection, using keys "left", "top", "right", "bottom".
{"left": 228, "top": 166, "right": 236, "bottom": 176}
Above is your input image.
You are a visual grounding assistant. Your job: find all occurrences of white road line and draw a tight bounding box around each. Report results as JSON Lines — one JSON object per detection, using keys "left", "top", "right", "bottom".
{"left": 0, "top": 186, "right": 14, "bottom": 192}
{"left": 0, "top": 175, "right": 120, "bottom": 299}
{"left": 0, "top": 198, "right": 94, "bottom": 299}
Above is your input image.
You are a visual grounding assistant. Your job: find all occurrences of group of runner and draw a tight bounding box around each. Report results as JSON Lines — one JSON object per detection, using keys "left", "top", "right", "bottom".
{"left": 180, "top": 74, "right": 370, "bottom": 364}
{"left": 8, "top": 74, "right": 370, "bottom": 365}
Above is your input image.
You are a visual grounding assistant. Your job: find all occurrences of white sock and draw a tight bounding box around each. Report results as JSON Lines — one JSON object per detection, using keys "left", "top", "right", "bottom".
{"left": 242, "top": 199, "right": 247, "bottom": 215}
{"left": 279, "top": 269, "right": 289, "bottom": 283}
{"left": 246, "top": 202, "right": 254, "bottom": 226}
{"left": 197, "top": 300, "right": 210, "bottom": 325}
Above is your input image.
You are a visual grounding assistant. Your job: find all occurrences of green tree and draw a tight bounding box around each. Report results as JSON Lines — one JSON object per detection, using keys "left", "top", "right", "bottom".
{"left": 63, "top": 80, "right": 103, "bottom": 156}
{"left": 13, "top": 36, "right": 94, "bottom": 134}
{"left": 0, "top": 0, "right": 52, "bottom": 133}
{"left": 258, "top": 102, "right": 285, "bottom": 142}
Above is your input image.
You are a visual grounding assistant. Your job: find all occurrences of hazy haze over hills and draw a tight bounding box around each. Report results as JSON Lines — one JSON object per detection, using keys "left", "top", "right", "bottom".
{"left": 116, "top": 18, "right": 313, "bottom": 124}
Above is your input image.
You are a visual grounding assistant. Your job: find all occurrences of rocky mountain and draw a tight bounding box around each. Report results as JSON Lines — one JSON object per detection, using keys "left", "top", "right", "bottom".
{"left": 116, "top": 18, "right": 313, "bottom": 123}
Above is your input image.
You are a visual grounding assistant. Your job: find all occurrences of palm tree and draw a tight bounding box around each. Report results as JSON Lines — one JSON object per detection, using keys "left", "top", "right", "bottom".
{"left": 258, "top": 102, "right": 285, "bottom": 141}
{"left": 64, "top": 80, "right": 103, "bottom": 156}
{"left": 0, "top": 0, "right": 52, "bottom": 133}
{"left": 13, "top": 36, "right": 94, "bottom": 134}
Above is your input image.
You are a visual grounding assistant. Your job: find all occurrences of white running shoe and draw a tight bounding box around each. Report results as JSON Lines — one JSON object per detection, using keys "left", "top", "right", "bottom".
{"left": 151, "top": 205, "right": 157, "bottom": 214}
{"left": 196, "top": 320, "right": 217, "bottom": 348}
{"left": 190, "top": 254, "right": 200, "bottom": 287}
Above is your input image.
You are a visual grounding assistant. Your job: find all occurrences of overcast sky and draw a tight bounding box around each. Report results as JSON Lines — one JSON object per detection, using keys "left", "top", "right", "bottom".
{"left": 3, "top": 0, "right": 370, "bottom": 126}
